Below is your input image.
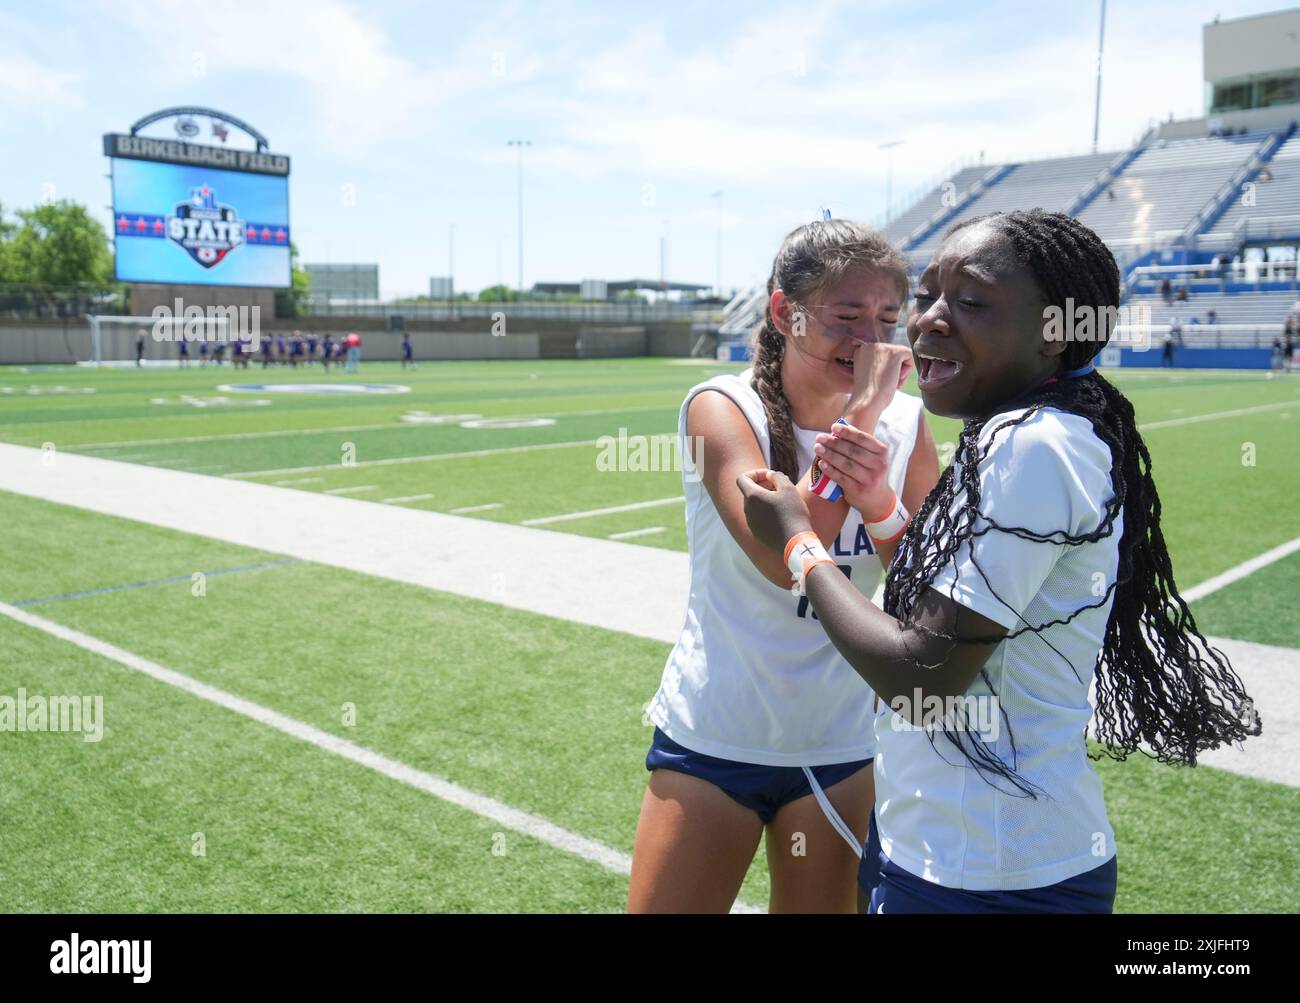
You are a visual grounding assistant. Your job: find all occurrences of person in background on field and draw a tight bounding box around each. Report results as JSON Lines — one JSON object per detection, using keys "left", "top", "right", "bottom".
{"left": 136, "top": 329, "right": 146, "bottom": 367}
{"left": 260, "top": 333, "right": 272, "bottom": 368}
{"left": 401, "top": 332, "right": 415, "bottom": 369}
{"left": 1272, "top": 336, "right": 1286, "bottom": 372}
{"left": 178, "top": 334, "right": 190, "bottom": 368}
{"left": 275, "top": 331, "right": 287, "bottom": 365}
{"left": 198, "top": 338, "right": 209, "bottom": 367}
{"left": 212, "top": 341, "right": 226, "bottom": 366}
{"left": 1162, "top": 329, "right": 1176, "bottom": 368}
{"left": 307, "top": 330, "right": 319, "bottom": 365}
{"left": 1285, "top": 330, "right": 1296, "bottom": 374}
{"left": 321, "top": 333, "right": 334, "bottom": 371}
{"left": 1159, "top": 277, "right": 1172, "bottom": 305}
{"left": 345, "top": 331, "right": 362, "bottom": 373}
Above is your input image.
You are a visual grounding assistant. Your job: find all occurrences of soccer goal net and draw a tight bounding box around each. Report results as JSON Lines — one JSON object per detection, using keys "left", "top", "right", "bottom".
{"left": 84, "top": 313, "right": 237, "bottom": 366}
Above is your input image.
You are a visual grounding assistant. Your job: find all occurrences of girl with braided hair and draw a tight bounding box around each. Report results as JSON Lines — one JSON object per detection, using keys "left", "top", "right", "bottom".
{"left": 628, "top": 219, "right": 940, "bottom": 913}
{"left": 737, "top": 209, "right": 1261, "bottom": 913}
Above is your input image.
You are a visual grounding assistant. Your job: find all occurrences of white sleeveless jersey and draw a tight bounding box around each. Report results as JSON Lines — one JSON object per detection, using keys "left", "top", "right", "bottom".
{"left": 646, "top": 368, "right": 924, "bottom": 767}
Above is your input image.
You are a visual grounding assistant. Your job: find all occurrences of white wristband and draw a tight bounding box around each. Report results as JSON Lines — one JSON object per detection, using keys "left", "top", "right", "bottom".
{"left": 784, "top": 531, "right": 833, "bottom": 596}
{"left": 865, "top": 493, "right": 910, "bottom": 545}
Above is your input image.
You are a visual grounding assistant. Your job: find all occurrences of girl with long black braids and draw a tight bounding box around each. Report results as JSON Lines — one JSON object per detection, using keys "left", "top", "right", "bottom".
{"left": 737, "top": 209, "right": 1261, "bottom": 914}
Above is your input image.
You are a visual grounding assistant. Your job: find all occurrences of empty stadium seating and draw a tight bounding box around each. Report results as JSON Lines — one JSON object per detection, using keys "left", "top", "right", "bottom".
{"left": 907, "top": 151, "right": 1119, "bottom": 263}
{"left": 1076, "top": 131, "right": 1276, "bottom": 251}
{"left": 1203, "top": 132, "right": 1300, "bottom": 246}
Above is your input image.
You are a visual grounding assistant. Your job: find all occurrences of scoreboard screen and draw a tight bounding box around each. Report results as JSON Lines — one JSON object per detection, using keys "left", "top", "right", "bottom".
{"left": 110, "top": 157, "right": 291, "bottom": 288}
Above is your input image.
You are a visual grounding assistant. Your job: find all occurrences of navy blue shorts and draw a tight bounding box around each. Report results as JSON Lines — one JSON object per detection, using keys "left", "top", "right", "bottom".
{"left": 645, "top": 727, "right": 872, "bottom": 825}
{"left": 858, "top": 812, "right": 1117, "bottom": 914}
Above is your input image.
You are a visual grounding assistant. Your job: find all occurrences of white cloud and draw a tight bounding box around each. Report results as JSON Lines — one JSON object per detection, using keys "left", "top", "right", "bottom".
{"left": 0, "top": 51, "right": 81, "bottom": 115}
{"left": 102, "top": 0, "right": 543, "bottom": 150}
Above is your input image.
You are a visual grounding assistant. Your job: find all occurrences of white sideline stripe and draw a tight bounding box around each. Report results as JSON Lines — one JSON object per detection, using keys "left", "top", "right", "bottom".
{"left": 382, "top": 493, "right": 435, "bottom": 504}
{"left": 609, "top": 527, "right": 666, "bottom": 540}
{"left": 1183, "top": 536, "right": 1300, "bottom": 604}
{"left": 71, "top": 403, "right": 674, "bottom": 450}
{"left": 450, "top": 502, "right": 503, "bottom": 514}
{"left": 0, "top": 443, "right": 689, "bottom": 646}
{"left": 274, "top": 477, "right": 323, "bottom": 486}
{"left": 1138, "top": 399, "right": 1299, "bottom": 431}
{"left": 225, "top": 439, "right": 595, "bottom": 479}
{"left": 1196, "top": 635, "right": 1300, "bottom": 789}
{"left": 0, "top": 442, "right": 1292, "bottom": 791}
{"left": 0, "top": 601, "right": 635, "bottom": 880}
{"left": 523, "top": 497, "right": 684, "bottom": 526}
{"left": 324, "top": 485, "right": 378, "bottom": 496}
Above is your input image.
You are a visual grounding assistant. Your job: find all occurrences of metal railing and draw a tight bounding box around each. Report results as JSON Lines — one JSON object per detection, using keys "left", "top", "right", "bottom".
{"left": 305, "top": 299, "right": 719, "bottom": 323}
{"left": 0, "top": 283, "right": 124, "bottom": 320}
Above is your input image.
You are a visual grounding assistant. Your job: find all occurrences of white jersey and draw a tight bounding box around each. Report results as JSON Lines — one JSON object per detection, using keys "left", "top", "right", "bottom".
{"left": 646, "top": 368, "right": 924, "bottom": 767}
{"left": 873, "top": 406, "right": 1121, "bottom": 890}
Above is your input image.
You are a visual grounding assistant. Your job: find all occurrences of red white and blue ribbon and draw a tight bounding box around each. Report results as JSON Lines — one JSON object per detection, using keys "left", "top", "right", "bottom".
{"left": 808, "top": 417, "right": 848, "bottom": 502}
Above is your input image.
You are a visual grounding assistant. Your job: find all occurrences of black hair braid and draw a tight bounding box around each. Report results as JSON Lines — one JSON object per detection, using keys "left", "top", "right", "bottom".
{"left": 884, "top": 209, "right": 1261, "bottom": 794}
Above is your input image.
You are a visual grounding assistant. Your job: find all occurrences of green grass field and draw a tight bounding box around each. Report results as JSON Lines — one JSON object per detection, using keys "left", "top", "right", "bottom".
{"left": 1, "top": 358, "right": 1298, "bottom": 912}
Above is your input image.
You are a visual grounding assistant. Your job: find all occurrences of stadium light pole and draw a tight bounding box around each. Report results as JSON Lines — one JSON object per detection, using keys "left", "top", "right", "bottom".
{"left": 712, "top": 190, "right": 723, "bottom": 299}
{"left": 879, "top": 140, "right": 904, "bottom": 223}
{"left": 507, "top": 139, "right": 531, "bottom": 295}
{"left": 1092, "top": 0, "right": 1107, "bottom": 153}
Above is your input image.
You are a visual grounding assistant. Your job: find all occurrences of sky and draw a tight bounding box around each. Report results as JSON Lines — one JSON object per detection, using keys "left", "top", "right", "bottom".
{"left": 0, "top": 0, "right": 1292, "bottom": 298}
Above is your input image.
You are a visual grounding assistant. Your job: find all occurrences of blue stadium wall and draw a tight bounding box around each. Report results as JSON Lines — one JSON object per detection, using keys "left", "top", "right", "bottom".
{"left": 1116, "top": 348, "right": 1273, "bottom": 368}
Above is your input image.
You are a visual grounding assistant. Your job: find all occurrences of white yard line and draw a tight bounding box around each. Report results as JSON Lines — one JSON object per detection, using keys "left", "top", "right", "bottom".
{"left": 274, "top": 477, "right": 324, "bottom": 486}
{"left": 1182, "top": 536, "right": 1300, "bottom": 604}
{"left": 71, "top": 403, "right": 674, "bottom": 450}
{"left": 609, "top": 527, "right": 666, "bottom": 540}
{"left": 382, "top": 493, "right": 435, "bottom": 504}
{"left": 1138, "top": 399, "right": 1299, "bottom": 431}
{"left": 523, "top": 497, "right": 684, "bottom": 527}
{"left": 0, "top": 602, "right": 634, "bottom": 882}
{"left": 324, "top": 485, "right": 378, "bottom": 496}
{"left": 450, "top": 503, "right": 503, "bottom": 514}
{"left": 225, "top": 439, "right": 595, "bottom": 479}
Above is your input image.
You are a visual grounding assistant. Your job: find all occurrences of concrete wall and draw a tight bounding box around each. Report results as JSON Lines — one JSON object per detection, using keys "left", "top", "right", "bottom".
{"left": 1204, "top": 10, "right": 1300, "bottom": 83}
{"left": 129, "top": 283, "right": 276, "bottom": 318}
{"left": 0, "top": 315, "right": 698, "bottom": 364}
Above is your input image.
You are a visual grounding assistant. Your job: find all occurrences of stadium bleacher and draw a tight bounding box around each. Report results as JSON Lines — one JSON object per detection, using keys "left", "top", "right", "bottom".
{"left": 882, "top": 165, "right": 992, "bottom": 247}
{"left": 715, "top": 113, "right": 1300, "bottom": 365}
{"left": 1203, "top": 132, "right": 1300, "bottom": 247}
{"left": 1126, "top": 287, "right": 1299, "bottom": 328}
{"left": 1077, "top": 131, "right": 1279, "bottom": 252}
{"left": 905, "top": 151, "right": 1121, "bottom": 263}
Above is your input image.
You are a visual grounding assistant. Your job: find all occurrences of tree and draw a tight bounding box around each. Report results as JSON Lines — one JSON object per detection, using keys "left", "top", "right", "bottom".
{"left": 477, "top": 284, "right": 516, "bottom": 302}
{"left": 6, "top": 200, "right": 112, "bottom": 286}
{"left": 0, "top": 202, "right": 16, "bottom": 282}
{"left": 275, "top": 242, "right": 312, "bottom": 317}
